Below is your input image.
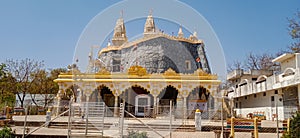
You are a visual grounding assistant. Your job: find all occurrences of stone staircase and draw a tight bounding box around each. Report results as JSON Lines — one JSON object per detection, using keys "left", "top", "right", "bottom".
{"left": 68, "top": 102, "right": 105, "bottom": 137}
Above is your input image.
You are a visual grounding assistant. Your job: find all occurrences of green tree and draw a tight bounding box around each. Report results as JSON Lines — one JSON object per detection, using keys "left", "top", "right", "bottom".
{"left": 30, "top": 68, "right": 67, "bottom": 108}
{"left": 5, "top": 58, "right": 44, "bottom": 107}
{"left": 288, "top": 11, "right": 300, "bottom": 53}
{"left": 0, "top": 63, "right": 16, "bottom": 108}
{"left": 0, "top": 63, "right": 6, "bottom": 78}
{"left": 0, "top": 126, "right": 14, "bottom": 138}
{"left": 282, "top": 111, "right": 300, "bottom": 138}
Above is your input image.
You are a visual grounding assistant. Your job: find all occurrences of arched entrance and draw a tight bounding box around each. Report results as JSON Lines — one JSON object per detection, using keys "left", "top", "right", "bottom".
{"left": 120, "top": 86, "right": 153, "bottom": 117}
{"left": 157, "top": 86, "right": 179, "bottom": 115}
{"left": 64, "top": 85, "right": 80, "bottom": 102}
{"left": 90, "top": 86, "right": 115, "bottom": 107}
{"left": 187, "top": 86, "right": 210, "bottom": 118}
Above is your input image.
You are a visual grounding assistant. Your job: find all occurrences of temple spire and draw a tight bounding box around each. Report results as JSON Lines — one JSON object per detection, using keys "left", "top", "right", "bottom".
{"left": 112, "top": 10, "right": 127, "bottom": 46}
{"left": 189, "top": 31, "right": 198, "bottom": 40}
{"left": 178, "top": 26, "right": 184, "bottom": 38}
{"left": 143, "top": 10, "right": 156, "bottom": 37}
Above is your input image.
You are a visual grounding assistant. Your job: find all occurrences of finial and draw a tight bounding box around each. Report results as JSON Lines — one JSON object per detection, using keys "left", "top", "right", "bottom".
{"left": 149, "top": 9, "right": 153, "bottom": 16}
{"left": 120, "top": 10, "right": 124, "bottom": 18}
{"left": 193, "top": 31, "right": 197, "bottom": 37}
{"left": 178, "top": 25, "right": 184, "bottom": 38}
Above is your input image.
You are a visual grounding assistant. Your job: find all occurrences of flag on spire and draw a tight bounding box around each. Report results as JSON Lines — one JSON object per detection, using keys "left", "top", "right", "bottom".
{"left": 196, "top": 57, "right": 201, "bottom": 62}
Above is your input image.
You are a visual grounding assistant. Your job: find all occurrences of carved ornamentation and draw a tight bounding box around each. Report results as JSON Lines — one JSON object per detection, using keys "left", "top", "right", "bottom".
{"left": 164, "top": 68, "right": 179, "bottom": 76}
{"left": 194, "top": 68, "right": 218, "bottom": 80}
{"left": 127, "top": 65, "right": 147, "bottom": 76}
{"left": 194, "top": 68, "right": 209, "bottom": 76}
{"left": 96, "top": 68, "right": 111, "bottom": 75}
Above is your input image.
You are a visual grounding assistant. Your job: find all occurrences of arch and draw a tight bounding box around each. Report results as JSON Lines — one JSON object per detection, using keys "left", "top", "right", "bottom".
{"left": 187, "top": 86, "right": 210, "bottom": 116}
{"left": 283, "top": 68, "right": 295, "bottom": 77}
{"left": 257, "top": 75, "right": 267, "bottom": 82}
{"left": 120, "top": 85, "right": 153, "bottom": 116}
{"left": 157, "top": 85, "right": 179, "bottom": 115}
{"left": 89, "top": 85, "right": 115, "bottom": 107}
{"left": 158, "top": 85, "right": 179, "bottom": 106}
{"left": 228, "top": 86, "right": 235, "bottom": 93}
{"left": 122, "top": 84, "right": 150, "bottom": 94}
{"left": 63, "top": 84, "right": 80, "bottom": 102}
{"left": 239, "top": 79, "right": 248, "bottom": 86}
{"left": 63, "top": 83, "right": 82, "bottom": 92}
{"left": 188, "top": 86, "right": 210, "bottom": 101}
{"left": 165, "top": 82, "right": 181, "bottom": 93}
{"left": 95, "top": 83, "right": 115, "bottom": 92}
{"left": 256, "top": 75, "right": 267, "bottom": 83}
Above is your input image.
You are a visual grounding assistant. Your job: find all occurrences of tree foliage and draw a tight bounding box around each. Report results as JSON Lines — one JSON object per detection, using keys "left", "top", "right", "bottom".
{"left": 245, "top": 52, "right": 276, "bottom": 71}
{"left": 2, "top": 58, "right": 67, "bottom": 108}
{"left": 282, "top": 111, "right": 300, "bottom": 138}
{"left": 0, "top": 63, "right": 7, "bottom": 78}
{"left": 5, "top": 58, "right": 44, "bottom": 107}
{"left": 288, "top": 11, "right": 300, "bottom": 53}
{"left": 227, "top": 52, "right": 277, "bottom": 72}
{"left": 0, "top": 126, "right": 14, "bottom": 138}
{"left": 227, "top": 60, "right": 243, "bottom": 72}
{"left": 0, "top": 63, "right": 16, "bottom": 108}
{"left": 31, "top": 68, "right": 67, "bottom": 108}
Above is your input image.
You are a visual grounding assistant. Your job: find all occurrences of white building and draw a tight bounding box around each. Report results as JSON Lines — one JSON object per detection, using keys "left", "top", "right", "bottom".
{"left": 227, "top": 53, "right": 300, "bottom": 120}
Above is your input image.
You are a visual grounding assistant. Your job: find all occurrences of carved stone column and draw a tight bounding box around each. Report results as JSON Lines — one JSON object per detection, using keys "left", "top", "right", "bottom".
{"left": 114, "top": 95, "right": 119, "bottom": 117}
{"left": 183, "top": 96, "right": 187, "bottom": 119}
{"left": 113, "top": 89, "right": 121, "bottom": 117}
{"left": 55, "top": 89, "right": 63, "bottom": 116}
{"left": 150, "top": 88, "right": 159, "bottom": 117}
{"left": 76, "top": 88, "right": 82, "bottom": 103}
{"left": 180, "top": 89, "right": 189, "bottom": 120}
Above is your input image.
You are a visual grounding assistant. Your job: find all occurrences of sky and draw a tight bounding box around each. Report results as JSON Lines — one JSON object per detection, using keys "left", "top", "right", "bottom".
{"left": 0, "top": 0, "right": 299, "bottom": 75}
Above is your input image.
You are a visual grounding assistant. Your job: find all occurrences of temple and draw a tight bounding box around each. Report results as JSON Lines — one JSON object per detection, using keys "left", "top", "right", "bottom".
{"left": 54, "top": 12, "right": 221, "bottom": 118}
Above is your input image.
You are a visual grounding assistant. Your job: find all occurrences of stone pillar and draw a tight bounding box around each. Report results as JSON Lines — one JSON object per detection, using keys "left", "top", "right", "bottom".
{"left": 151, "top": 88, "right": 159, "bottom": 117}
{"left": 152, "top": 95, "right": 158, "bottom": 116}
{"left": 55, "top": 89, "right": 63, "bottom": 116}
{"left": 183, "top": 96, "right": 187, "bottom": 119}
{"left": 76, "top": 88, "right": 82, "bottom": 103}
{"left": 114, "top": 95, "right": 119, "bottom": 117}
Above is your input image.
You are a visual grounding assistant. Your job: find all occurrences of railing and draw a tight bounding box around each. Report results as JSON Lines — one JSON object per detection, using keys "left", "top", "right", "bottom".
{"left": 231, "top": 68, "right": 300, "bottom": 98}
{"left": 26, "top": 108, "right": 70, "bottom": 137}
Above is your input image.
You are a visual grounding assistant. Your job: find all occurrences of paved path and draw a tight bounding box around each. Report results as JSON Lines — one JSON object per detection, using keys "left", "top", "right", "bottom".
{"left": 11, "top": 115, "right": 283, "bottom": 137}
{"left": 13, "top": 115, "right": 283, "bottom": 126}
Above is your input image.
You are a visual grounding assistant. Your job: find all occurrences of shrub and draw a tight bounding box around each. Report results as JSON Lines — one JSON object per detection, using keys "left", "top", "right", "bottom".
{"left": 128, "top": 130, "right": 148, "bottom": 138}
{"left": 282, "top": 111, "right": 300, "bottom": 138}
{"left": 0, "top": 126, "right": 14, "bottom": 138}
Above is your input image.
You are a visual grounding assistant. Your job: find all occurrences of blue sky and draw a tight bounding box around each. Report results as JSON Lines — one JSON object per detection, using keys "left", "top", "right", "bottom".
{"left": 0, "top": 0, "right": 299, "bottom": 73}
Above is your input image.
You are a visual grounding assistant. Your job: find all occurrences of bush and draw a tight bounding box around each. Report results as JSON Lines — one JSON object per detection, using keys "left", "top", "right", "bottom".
{"left": 282, "top": 111, "right": 300, "bottom": 138}
{"left": 0, "top": 126, "right": 14, "bottom": 138}
{"left": 128, "top": 130, "right": 148, "bottom": 138}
